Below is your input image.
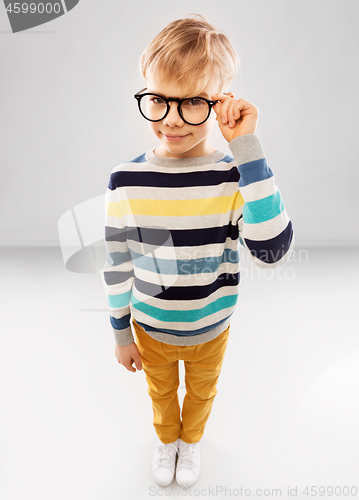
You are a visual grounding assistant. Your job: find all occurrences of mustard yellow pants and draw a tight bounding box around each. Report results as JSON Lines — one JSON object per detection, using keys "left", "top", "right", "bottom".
{"left": 132, "top": 319, "right": 230, "bottom": 445}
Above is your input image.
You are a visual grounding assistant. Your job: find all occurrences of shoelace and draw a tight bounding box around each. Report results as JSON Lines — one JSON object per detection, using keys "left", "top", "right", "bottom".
{"left": 154, "top": 441, "right": 179, "bottom": 466}
{"left": 177, "top": 442, "right": 195, "bottom": 468}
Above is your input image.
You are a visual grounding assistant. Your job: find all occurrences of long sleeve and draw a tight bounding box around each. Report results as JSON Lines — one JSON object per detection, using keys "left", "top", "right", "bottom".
{"left": 229, "top": 133, "right": 294, "bottom": 268}
{"left": 101, "top": 175, "right": 135, "bottom": 346}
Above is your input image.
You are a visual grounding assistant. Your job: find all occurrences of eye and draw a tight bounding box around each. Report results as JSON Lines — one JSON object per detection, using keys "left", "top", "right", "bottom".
{"left": 188, "top": 98, "right": 203, "bottom": 106}
{"left": 150, "top": 96, "right": 166, "bottom": 105}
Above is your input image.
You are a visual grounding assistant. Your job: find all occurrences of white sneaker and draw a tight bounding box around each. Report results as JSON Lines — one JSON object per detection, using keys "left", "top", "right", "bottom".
{"left": 152, "top": 437, "right": 180, "bottom": 487}
{"left": 175, "top": 438, "right": 201, "bottom": 487}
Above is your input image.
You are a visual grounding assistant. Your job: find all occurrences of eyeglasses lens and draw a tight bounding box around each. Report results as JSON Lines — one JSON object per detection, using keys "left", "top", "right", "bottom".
{"left": 139, "top": 95, "right": 210, "bottom": 125}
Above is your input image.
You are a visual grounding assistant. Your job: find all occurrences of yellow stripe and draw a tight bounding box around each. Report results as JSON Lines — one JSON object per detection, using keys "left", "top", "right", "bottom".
{"left": 106, "top": 193, "right": 244, "bottom": 217}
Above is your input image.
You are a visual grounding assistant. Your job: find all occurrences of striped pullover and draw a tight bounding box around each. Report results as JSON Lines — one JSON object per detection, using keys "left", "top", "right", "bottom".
{"left": 102, "top": 133, "right": 294, "bottom": 347}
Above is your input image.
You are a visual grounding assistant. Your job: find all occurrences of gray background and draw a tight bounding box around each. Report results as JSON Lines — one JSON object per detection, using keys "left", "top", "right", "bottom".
{"left": 1, "top": 0, "right": 358, "bottom": 246}
{"left": 1, "top": 2, "right": 359, "bottom": 500}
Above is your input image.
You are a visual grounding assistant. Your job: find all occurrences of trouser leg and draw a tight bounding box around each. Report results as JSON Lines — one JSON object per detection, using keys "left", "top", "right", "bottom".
{"left": 180, "top": 325, "right": 230, "bottom": 443}
{"left": 144, "top": 360, "right": 181, "bottom": 444}
{"left": 133, "top": 320, "right": 181, "bottom": 444}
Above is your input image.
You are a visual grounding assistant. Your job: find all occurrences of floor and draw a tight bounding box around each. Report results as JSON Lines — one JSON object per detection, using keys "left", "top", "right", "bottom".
{"left": 0, "top": 245, "right": 358, "bottom": 499}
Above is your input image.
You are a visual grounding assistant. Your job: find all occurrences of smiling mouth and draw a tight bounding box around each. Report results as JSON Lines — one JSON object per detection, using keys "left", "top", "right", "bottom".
{"left": 162, "top": 133, "right": 189, "bottom": 140}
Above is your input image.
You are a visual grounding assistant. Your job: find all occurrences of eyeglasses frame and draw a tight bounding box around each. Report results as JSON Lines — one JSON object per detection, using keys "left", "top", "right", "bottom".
{"left": 134, "top": 87, "right": 218, "bottom": 126}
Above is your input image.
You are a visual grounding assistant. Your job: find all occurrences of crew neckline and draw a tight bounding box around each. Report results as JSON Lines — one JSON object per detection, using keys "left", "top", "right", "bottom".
{"left": 145, "top": 148, "right": 226, "bottom": 167}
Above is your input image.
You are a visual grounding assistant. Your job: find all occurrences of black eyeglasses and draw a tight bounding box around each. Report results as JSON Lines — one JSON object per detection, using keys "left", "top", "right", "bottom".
{"left": 134, "top": 87, "right": 218, "bottom": 126}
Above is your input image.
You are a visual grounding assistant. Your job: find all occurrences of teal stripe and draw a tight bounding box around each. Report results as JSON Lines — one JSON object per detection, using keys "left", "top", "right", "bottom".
{"left": 108, "top": 290, "right": 131, "bottom": 308}
{"left": 243, "top": 190, "right": 284, "bottom": 224}
{"left": 131, "top": 293, "right": 238, "bottom": 322}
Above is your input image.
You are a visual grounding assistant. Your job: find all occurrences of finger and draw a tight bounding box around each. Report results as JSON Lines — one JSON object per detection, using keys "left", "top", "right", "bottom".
{"left": 211, "top": 92, "right": 232, "bottom": 118}
{"left": 227, "top": 99, "right": 238, "bottom": 127}
{"left": 127, "top": 362, "right": 136, "bottom": 372}
{"left": 135, "top": 356, "right": 142, "bottom": 371}
{"left": 211, "top": 92, "right": 233, "bottom": 100}
{"left": 213, "top": 94, "right": 233, "bottom": 125}
{"left": 234, "top": 99, "right": 256, "bottom": 117}
{"left": 231, "top": 99, "right": 241, "bottom": 120}
{"left": 211, "top": 94, "right": 222, "bottom": 116}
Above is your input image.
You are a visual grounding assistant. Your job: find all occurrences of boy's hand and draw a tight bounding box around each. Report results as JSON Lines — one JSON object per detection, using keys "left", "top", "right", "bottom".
{"left": 115, "top": 342, "right": 143, "bottom": 373}
{"left": 211, "top": 92, "right": 259, "bottom": 142}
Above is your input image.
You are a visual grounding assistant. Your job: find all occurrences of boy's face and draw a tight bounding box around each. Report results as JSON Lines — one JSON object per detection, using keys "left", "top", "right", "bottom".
{"left": 146, "top": 71, "right": 219, "bottom": 159}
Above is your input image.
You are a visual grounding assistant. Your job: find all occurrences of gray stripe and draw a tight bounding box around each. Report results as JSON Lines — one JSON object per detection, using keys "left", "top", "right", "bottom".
{"left": 133, "top": 317, "right": 231, "bottom": 346}
{"left": 229, "top": 133, "right": 266, "bottom": 166}
{"left": 145, "top": 149, "right": 226, "bottom": 167}
{"left": 113, "top": 326, "right": 134, "bottom": 346}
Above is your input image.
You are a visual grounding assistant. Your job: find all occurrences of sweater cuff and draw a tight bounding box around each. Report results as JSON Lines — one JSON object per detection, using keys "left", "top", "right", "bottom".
{"left": 228, "top": 133, "right": 266, "bottom": 166}
{"left": 113, "top": 326, "right": 134, "bottom": 346}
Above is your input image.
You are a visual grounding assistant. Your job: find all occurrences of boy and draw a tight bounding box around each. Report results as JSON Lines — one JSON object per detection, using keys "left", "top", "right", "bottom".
{"left": 102, "top": 14, "right": 294, "bottom": 488}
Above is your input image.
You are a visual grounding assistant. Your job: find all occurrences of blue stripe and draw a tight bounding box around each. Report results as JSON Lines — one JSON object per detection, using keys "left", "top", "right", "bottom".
{"left": 107, "top": 250, "right": 132, "bottom": 266}
{"left": 216, "top": 154, "right": 234, "bottom": 164}
{"left": 130, "top": 248, "right": 239, "bottom": 275}
{"left": 110, "top": 314, "right": 131, "bottom": 330}
{"left": 238, "top": 158, "right": 273, "bottom": 187}
{"left": 124, "top": 153, "right": 146, "bottom": 163}
{"left": 243, "top": 190, "right": 284, "bottom": 224}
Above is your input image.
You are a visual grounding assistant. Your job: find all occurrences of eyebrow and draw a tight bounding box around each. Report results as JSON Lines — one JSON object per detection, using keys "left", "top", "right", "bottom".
{"left": 147, "top": 90, "right": 210, "bottom": 99}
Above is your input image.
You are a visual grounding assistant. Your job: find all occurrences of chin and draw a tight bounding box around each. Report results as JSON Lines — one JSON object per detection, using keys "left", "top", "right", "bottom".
{"left": 161, "top": 142, "right": 190, "bottom": 153}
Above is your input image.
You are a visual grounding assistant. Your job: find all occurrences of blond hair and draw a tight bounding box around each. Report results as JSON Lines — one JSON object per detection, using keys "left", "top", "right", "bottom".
{"left": 139, "top": 14, "right": 239, "bottom": 97}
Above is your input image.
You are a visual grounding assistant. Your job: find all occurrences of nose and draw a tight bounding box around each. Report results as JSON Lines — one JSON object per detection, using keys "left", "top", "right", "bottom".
{"left": 162, "top": 102, "right": 184, "bottom": 127}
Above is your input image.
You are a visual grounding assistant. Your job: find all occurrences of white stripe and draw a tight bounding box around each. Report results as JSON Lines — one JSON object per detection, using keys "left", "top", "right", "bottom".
{"left": 129, "top": 237, "right": 239, "bottom": 260}
{"left": 132, "top": 260, "right": 240, "bottom": 288}
{"left": 118, "top": 211, "right": 243, "bottom": 230}
{"left": 106, "top": 279, "right": 133, "bottom": 295}
{"left": 240, "top": 177, "right": 277, "bottom": 203}
{"left": 111, "top": 183, "right": 239, "bottom": 201}
{"left": 242, "top": 210, "right": 291, "bottom": 241}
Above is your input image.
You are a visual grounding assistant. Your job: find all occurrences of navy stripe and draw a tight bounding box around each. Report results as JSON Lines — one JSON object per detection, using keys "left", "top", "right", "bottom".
{"left": 134, "top": 271, "right": 240, "bottom": 301}
{"left": 110, "top": 314, "right": 131, "bottom": 330}
{"left": 244, "top": 221, "right": 293, "bottom": 263}
{"left": 135, "top": 312, "right": 234, "bottom": 337}
{"left": 104, "top": 269, "right": 134, "bottom": 286}
{"left": 105, "top": 224, "right": 240, "bottom": 248}
{"left": 125, "top": 223, "right": 240, "bottom": 246}
{"left": 108, "top": 166, "right": 239, "bottom": 189}
{"left": 105, "top": 225, "right": 127, "bottom": 243}
{"left": 238, "top": 158, "right": 273, "bottom": 187}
